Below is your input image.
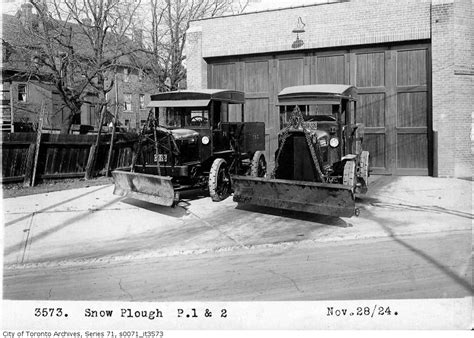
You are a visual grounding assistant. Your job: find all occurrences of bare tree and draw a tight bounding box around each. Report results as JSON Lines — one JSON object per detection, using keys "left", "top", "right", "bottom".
{"left": 13, "top": 0, "right": 142, "bottom": 133}
{"left": 140, "top": 0, "right": 249, "bottom": 91}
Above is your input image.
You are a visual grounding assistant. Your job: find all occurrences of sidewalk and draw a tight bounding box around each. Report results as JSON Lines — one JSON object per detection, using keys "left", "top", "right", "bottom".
{"left": 3, "top": 176, "right": 472, "bottom": 268}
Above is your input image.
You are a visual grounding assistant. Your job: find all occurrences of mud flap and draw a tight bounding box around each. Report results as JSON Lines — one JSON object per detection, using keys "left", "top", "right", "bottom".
{"left": 112, "top": 169, "right": 176, "bottom": 206}
{"left": 232, "top": 175, "right": 356, "bottom": 217}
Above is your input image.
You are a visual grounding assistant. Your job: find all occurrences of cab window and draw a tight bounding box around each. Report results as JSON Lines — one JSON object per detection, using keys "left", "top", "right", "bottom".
{"left": 279, "top": 104, "right": 338, "bottom": 129}
{"left": 188, "top": 110, "right": 209, "bottom": 127}
{"left": 157, "top": 107, "right": 209, "bottom": 128}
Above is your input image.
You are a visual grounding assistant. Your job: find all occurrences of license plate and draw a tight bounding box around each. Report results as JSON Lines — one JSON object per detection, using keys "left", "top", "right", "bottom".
{"left": 154, "top": 153, "right": 167, "bottom": 162}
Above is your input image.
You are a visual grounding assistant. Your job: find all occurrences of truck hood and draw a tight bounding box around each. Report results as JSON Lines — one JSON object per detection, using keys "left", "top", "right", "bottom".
{"left": 310, "top": 129, "right": 329, "bottom": 140}
{"left": 170, "top": 128, "right": 200, "bottom": 140}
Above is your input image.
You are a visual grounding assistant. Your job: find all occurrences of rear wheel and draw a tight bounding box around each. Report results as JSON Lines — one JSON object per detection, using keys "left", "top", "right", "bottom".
{"left": 209, "top": 158, "right": 231, "bottom": 202}
{"left": 343, "top": 160, "right": 356, "bottom": 189}
{"left": 250, "top": 151, "right": 267, "bottom": 177}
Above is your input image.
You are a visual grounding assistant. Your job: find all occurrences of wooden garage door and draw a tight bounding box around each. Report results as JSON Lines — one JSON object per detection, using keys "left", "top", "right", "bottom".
{"left": 353, "top": 50, "right": 388, "bottom": 173}
{"left": 208, "top": 59, "right": 274, "bottom": 163}
{"left": 394, "top": 47, "right": 430, "bottom": 175}
{"left": 207, "top": 42, "right": 431, "bottom": 176}
{"left": 353, "top": 46, "right": 431, "bottom": 175}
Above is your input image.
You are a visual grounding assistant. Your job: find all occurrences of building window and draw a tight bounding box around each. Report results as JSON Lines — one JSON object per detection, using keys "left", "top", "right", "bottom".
{"left": 124, "top": 93, "right": 132, "bottom": 111}
{"left": 18, "top": 84, "right": 27, "bottom": 102}
{"left": 123, "top": 68, "right": 129, "bottom": 82}
{"left": 139, "top": 94, "right": 145, "bottom": 109}
{"left": 124, "top": 119, "right": 130, "bottom": 127}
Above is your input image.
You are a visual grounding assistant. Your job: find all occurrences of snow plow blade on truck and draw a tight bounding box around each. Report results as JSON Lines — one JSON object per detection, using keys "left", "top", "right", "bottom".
{"left": 232, "top": 175, "right": 355, "bottom": 217}
{"left": 112, "top": 168, "right": 176, "bottom": 206}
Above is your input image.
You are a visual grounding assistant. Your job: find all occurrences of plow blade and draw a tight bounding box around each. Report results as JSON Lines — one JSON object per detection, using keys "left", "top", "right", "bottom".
{"left": 112, "top": 168, "right": 175, "bottom": 206}
{"left": 232, "top": 175, "right": 355, "bottom": 217}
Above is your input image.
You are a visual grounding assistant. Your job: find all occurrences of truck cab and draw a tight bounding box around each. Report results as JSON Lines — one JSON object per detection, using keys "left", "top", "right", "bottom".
{"left": 276, "top": 84, "right": 368, "bottom": 190}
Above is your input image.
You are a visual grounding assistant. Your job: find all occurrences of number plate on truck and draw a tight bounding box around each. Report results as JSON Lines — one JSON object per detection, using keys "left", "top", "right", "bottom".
{"left": 154, "top": 154, "right": 167, "bottom": 162}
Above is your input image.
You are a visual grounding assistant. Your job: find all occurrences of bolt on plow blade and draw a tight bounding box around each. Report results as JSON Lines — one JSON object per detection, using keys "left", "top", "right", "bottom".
{"left": 232, "top": 175, "right": 355, "bottom": 217}
{"left": 112, "top": 169, "right": 175, "bottom": 206}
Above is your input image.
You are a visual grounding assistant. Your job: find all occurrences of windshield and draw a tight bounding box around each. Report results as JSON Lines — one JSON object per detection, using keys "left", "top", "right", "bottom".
{"left": 158, "top": 107, "right": 209, "bottom": 128}
{"left": 279, "top": 104, "right": 339, "bottom": 129}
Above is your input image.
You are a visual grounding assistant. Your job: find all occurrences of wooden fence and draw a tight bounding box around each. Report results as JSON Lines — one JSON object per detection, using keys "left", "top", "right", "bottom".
{"left": 1, "top": 132, "right": 138, "bottom": 184}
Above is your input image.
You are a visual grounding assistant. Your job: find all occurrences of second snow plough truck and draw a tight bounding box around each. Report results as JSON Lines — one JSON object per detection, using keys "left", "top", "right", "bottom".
{"left": 232, "top": 84, "right": 370, "bottom": 217}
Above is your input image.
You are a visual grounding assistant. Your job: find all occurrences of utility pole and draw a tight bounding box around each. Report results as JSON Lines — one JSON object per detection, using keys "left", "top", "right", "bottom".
{"left": 105, "top": 72, "right": 119, "bottom": 176}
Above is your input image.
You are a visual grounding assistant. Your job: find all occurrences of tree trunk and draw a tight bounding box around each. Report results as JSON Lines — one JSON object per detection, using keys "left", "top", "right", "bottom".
{"left": 85, "top": 104, "right": 106, "bottom": 179}
{"left": 60, "top": 108, "right": 80, "bottom": 134}
{"left": 60, "top": 112, "right": 74, "bottom": 134}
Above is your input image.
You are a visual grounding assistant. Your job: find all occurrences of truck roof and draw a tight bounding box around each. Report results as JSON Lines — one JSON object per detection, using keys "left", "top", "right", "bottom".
{"left": 277, "top": 84, "right": 357, "bottom": 105}
{"left": 148, "top": 89, "right": 245, "bottom": 107}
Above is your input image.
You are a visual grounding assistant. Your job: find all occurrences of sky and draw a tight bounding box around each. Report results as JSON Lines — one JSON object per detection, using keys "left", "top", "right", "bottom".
{"left": 246, "top": 0, "right": 333, "bottom": 12}
{"left": 1, "top": 0, "right": 333, "bottom": 16}
{"left": 2, "top": 0, "right": 22, "bottom": 14}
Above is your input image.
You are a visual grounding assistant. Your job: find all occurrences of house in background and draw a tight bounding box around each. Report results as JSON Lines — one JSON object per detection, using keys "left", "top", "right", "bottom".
{"left": 1, "top": 3, "right": 158, "bottom": 133}
{"left": 106, "top": 65, "right": 156, "bottom": 131}
{"left": 8, "top": 81, "right": 72, "bottom": 132}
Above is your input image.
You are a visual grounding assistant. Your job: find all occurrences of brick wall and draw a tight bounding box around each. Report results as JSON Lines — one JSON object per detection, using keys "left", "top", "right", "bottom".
{"left": 189, "top": 0, "right": 431, "bottom": 59}
{"left": 451, "top": 0, "right": 473, "bottom": 179}
{"left": 186, "top": 25, "right": 208, "bottom": 90}
{"left": 431, "top": 0, "right": 473, "bottom": 178}
{"left": 110, "top": 67, "right": 157, "bottom": 131}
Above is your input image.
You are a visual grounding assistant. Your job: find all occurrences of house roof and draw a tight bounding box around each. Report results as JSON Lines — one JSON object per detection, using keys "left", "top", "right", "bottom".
{"left": 2, "top": 14, "right": 23, "bottom": 45}
{"left": 1, "top": 12, "right": 145, "bottom": 71}
{"left": 31, "top": 81, "right": 60, "bottom": 93}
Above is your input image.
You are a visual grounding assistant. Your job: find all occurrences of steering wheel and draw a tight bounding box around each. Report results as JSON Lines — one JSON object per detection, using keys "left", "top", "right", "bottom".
{"left": 190, "top": 116, "right": 208, "bottom": 126}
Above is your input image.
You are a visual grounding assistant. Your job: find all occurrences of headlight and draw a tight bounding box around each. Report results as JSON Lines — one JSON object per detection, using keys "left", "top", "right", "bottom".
{"left": 329, "top": 137, "right": 339, "bottom": 148}
{"left": 201, "top": 136, "right": 210, "bottom": 145}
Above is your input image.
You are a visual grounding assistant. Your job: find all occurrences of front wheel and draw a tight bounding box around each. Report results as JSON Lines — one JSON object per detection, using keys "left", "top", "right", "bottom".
{"left": 250, "top": 151, "right": 267, "bottom": 177}
{"left": 343, "top": 160, "right": 356, "bottom": 189}
{"left": 209, "top": 158, "right": 231, "bottom": 202}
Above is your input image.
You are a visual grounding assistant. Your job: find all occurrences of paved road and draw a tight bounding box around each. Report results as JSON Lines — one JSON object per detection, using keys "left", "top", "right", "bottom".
{"left": 3, "top": 176, "right": 472, "bottom": 302}
{"left": 4, "top": 230, "right": 471, "bottom": 301}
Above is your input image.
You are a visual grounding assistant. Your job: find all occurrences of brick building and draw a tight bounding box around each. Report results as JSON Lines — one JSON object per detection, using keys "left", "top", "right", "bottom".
{"left": 186, "top": 0, "right": 473, "bottom": 178}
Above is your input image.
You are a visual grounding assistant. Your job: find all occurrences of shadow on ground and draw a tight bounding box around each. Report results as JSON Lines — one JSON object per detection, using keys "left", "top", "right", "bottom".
{"left": 121, "top": 198, "right": 188, "bottom": 218}
{"left": 120, "top": 188, "right": 209, "bottom": 218}
{"left": 235, "top": 203, "right": 351, "bottom": 228}
{"left": 5, "top": 185, "right": 112, "bottom": 227}
{"left": 4, "top": 196, "right": 124, "bottom": 259}
{"left": 359, "top": 175, "right": 472, "bottom": 296}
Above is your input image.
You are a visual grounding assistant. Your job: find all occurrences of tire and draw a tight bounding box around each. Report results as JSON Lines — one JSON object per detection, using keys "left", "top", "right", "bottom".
{"left": 343, "top": 160, "right": 356, "bottom": 189}
{"left": 358, "top": 150, "right": 369, "bottom": 193}
{"left": 208, "top": 158, "right": 231, "bottom": 202}
{"left": 250, "top": 151, "right": 267, "bottom": 177}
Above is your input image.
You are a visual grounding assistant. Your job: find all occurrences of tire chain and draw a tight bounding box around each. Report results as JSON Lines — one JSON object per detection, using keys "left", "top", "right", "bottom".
{"left": 271, "top": 106, "right": 327, "bottom": 183}
{"left": 302, "top": 124, "right": 327, "bottom": 183}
